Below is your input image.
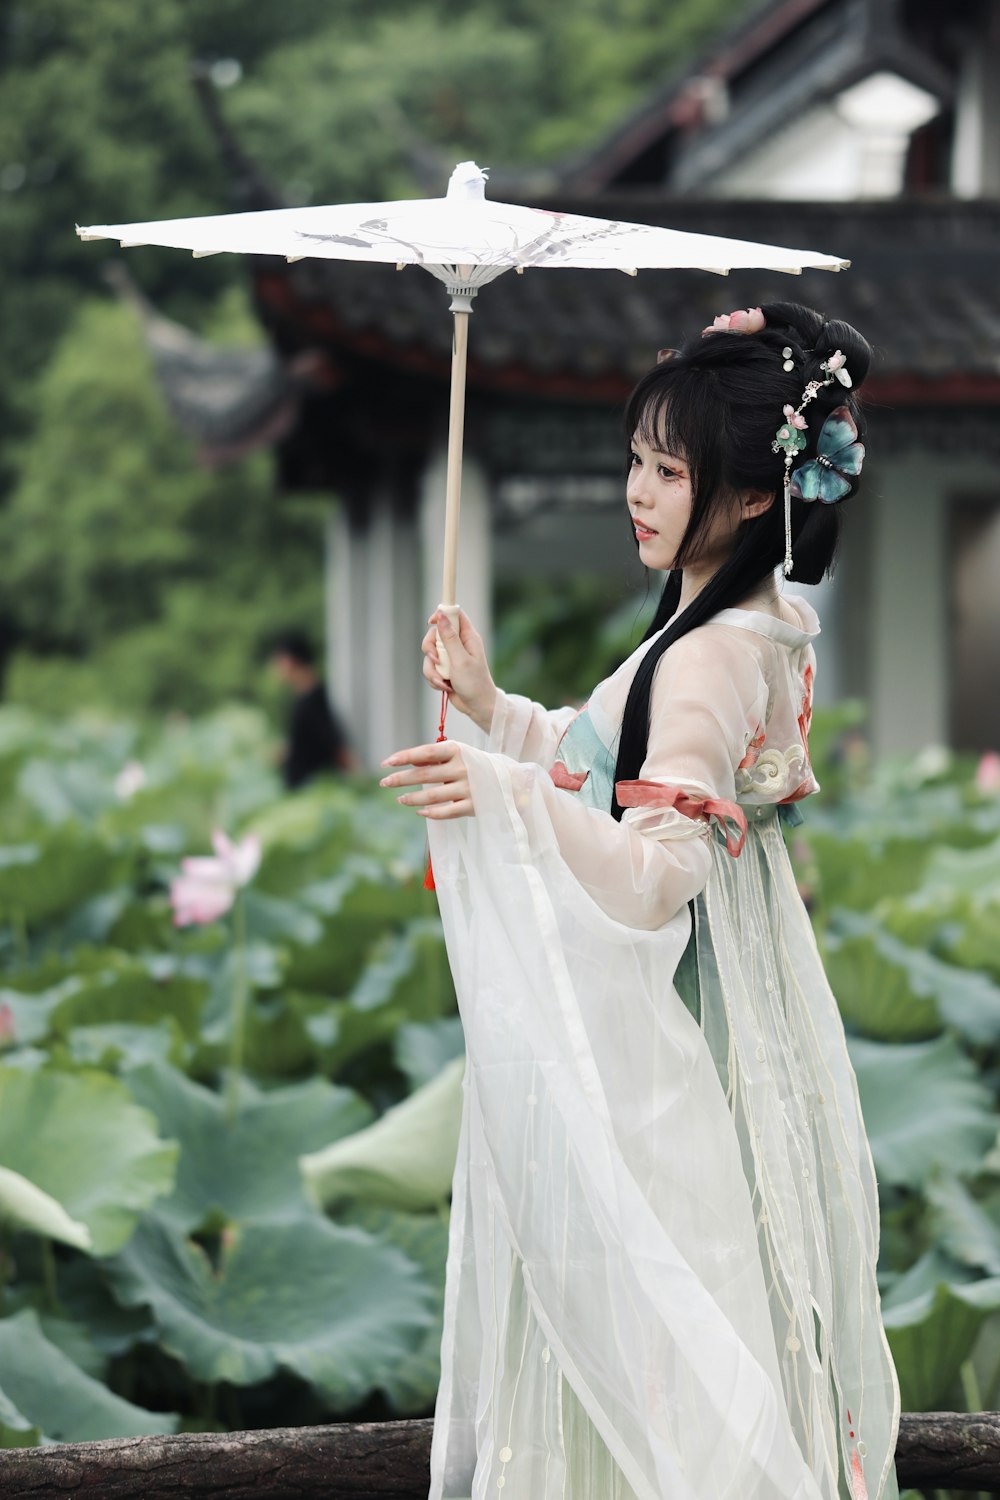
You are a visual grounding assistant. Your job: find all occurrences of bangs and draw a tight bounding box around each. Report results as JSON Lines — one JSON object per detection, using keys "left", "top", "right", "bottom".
{"left": 625, "top": 367, "right": 714, "bottom": 484}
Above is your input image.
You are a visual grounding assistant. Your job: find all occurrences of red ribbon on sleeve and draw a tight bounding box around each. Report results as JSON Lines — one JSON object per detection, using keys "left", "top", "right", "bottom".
{"left": 614, "top": 780, "right": 748, "bottom": 858}
{"left": 550, "top": 761, "right": 589, "bottom": 792}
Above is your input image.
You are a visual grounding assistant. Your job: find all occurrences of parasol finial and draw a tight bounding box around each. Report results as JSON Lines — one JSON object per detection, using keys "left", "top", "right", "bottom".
{"left": 446, "top": 162, "right": 488, "bottom": 201}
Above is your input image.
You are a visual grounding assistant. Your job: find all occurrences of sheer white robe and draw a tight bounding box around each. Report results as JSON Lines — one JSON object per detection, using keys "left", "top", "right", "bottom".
{"left": 427, "top": 596, "right": 900, "bottom": 1500}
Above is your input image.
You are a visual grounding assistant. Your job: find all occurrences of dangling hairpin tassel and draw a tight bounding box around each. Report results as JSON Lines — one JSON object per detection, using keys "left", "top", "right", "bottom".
{"left": 772, "top": 351, "right": 851, "bottom": 575}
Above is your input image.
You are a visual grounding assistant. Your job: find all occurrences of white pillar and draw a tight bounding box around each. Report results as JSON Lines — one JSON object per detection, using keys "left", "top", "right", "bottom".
{"left": 325, "top": 490, "right": 424, "bottom": 768}
{"left": 419, "top": 444, "right": 493, "bottom": 744}
{"left": 952, "top": 16, "right": 1000, "bottom": 196}
{"left": 365, "top": 494, "right": 398, "bottom": 765}
{"left": 325, "top": 503, "right": 368, "bottom": 761}
{"left": 869, "top": 459, "right": 947, "bottom": 756}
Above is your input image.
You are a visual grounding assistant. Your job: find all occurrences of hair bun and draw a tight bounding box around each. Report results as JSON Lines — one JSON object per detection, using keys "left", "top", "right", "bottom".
{"left": 812, "top": 317, "right": 872, "bottom": 388}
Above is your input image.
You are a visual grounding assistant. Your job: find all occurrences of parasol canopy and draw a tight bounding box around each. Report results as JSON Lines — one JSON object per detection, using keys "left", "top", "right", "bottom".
{"left": 78, "top": 161, "right": 849, "bottom": 671}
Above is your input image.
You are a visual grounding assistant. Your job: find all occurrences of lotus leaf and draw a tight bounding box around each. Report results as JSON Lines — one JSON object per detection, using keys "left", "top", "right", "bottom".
{"left": 922, "top": 833, "right": 1000, "bottom": 901}
{"left": 925, "top": 1173, "right": 1000, "bottom": 1277}
{"left": 65, "top": 1019, "right": 185, "bottom": 1071}
{"left": 0, "top": 1067, "right": 177, "bottom": 1255}
{"left": 49, "top": 965, "right": 207, "bottom": 1041}
{"left": 828, "top": 909, "right": 1000, "bottom": 1044}
{"left": 57, "top": 1255, "right": 155, "bottom": 1358}
{"left": 882, "top": 1274, "right": 1000, "bottom": 1409}
{"left": 0, "top": 1165, "right": 91, "bottom": 1249}
{"left": 394, "top": 1016, "right": 465, "bottom": 1089}
{"left": 107, "top": 1212, "right": 432, "bottom": 1404}
{"left": 341, "top": 1204, "right": 448, "bottom": 1412}
{"left": 0, "top": 1309, "right": 176, "bottom": 1442}
{"left": 848, "top": 1034, "right": 996, "bottom": 1188}
{"left": 302, "top": 1056, "right": 463, "bottom": 1211}
{"left": 18, "top": 756, "right": 118, "bottom": 824}
{"left": 124, "top": 1061, "right": 372, "bottom": 1232}
{"left": 942, "top": 899, "right": 1000, "bottom": 981}
{"left": 287, "top": 862, "right": 433, "bottom": 991}
{"left": 0, "top": 829, "right": 127, "bottom": 925}
{"left": 242, "top": 889, "right": 323, "bottom": 947}
{"left": 824, "top": 927, "right": 941, "bottom": 1043}
{"left": 0, "top": 983, "right": 67, "bottom": 1046}
{"left": 808, "top": 831, "right": 931, "bottom": 911}
{"left": 0, "top": 1386, "right": 41, "bottom": 1448}
{"left": 100, "top": 766, "right": 227, "bottom": 844}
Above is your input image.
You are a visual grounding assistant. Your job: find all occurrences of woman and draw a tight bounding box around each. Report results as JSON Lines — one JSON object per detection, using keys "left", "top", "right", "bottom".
{"left": 381, "top": 302, "right": 900, "bottom": 1500}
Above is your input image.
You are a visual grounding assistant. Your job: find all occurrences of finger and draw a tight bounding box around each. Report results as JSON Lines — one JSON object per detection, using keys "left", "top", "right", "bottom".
{"left": 382, "top": 742, "right": 453, "bottom": 768}
{"left": 418, "top": 799, "right": 475, "bottom": 820}
{"left": 381, "top": 757, "right": 462, "bottom": 787}
{"left": 398, "top": 781, "right": 470, "bottom": 807}
{"left": 434, "top": 612, "right": 465, "bottom": 654}
{"left": 422, "top": 657, "right": 450, "bottom": 691}
{"left": 382, "top": 766, "right": 454, "bottom": 789}
{"left": 456, "top": 609, "right": 477, "bottom": 646}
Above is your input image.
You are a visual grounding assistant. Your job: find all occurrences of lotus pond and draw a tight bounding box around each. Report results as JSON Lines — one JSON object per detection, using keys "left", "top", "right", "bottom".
{"left": 2, "top": 701, "right": 1000, "bottom": 1456}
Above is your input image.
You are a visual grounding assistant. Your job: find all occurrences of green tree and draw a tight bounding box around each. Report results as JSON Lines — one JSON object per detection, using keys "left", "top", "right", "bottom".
{"left": 0, "top": 295, "right": 324, "bottom": 714}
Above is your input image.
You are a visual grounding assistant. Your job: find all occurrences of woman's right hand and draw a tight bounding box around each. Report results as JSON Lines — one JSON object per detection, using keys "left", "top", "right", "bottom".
{"left": 421, "top": 609, "right": 497, "bottom": 732}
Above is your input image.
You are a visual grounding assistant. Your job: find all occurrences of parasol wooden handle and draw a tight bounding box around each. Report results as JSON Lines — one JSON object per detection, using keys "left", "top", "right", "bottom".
{"left": 435, "top": 304, "right": 470, "bottom": 680}
{"left": 434, "top": 604, "right": 462, "bottom": 681}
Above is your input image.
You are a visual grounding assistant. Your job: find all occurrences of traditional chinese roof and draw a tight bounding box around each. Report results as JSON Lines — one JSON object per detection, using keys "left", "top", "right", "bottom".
{"left": 557, "top": 0, "right": 955, "bottom": 195}
{"left": 253, "top": 195, "right": 1000, "bottom": 407}
{"left": 103, "top": 261, "right": 300, "bottom": 465}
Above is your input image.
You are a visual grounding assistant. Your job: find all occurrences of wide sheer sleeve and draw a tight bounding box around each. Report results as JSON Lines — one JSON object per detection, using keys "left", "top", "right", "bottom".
{"left": 486, "top": 688, "right": 582, "bottom": 767}
{"left": 427, "top": 627, "right": 826, "bottom": 1500}
{"left": 464, "top": 625, "right": 767, "bottom": 931}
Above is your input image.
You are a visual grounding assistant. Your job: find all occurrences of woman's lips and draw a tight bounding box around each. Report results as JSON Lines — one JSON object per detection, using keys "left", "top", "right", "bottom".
{"left": 633, "top": 520, "right": 657, "bottom": 541}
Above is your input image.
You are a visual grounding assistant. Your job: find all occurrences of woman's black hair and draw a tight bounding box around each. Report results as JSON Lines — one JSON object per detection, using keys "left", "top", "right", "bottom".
{"left": 610, "top": 300, "right": 871, "bottom": 820}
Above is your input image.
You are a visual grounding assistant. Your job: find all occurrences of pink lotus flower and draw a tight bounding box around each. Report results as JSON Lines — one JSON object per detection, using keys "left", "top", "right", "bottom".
{"left": 170, "top": 830, "right": 261, "bottom": 927}
{"left": 0, "top": 1005, "right": 15, "bottom": 1048}
{"left": 976, "top": 751, "right": 1000, "bottom": 794}
{"left": 114, "top": 760, "right": 147, "bottom": 801}
{"left": 783, "top": 404, "right": 807, "bottom": 430}
{"left": 702, "top": 306, "right": 766, "bottom": 336}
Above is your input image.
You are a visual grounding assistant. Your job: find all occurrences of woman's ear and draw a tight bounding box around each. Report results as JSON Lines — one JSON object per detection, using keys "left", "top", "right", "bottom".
{"left": 741, "top": 489, "right": 775, "bottom": 521}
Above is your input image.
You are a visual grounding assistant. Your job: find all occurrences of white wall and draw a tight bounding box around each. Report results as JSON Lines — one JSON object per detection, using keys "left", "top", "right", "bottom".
{"left": 868, "top": 457, "right": 949, "bottom": 757}
{"left": 952, "top": 15, "right": 1000, "bottom": 195}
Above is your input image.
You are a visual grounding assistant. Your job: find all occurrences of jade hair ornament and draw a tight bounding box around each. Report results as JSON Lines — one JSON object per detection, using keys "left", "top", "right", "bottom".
{"left": 771, "top": 350, "right": 861, "bottom": 575}
{"left": 698, "top": 311, "right": 866, "bottom": 575}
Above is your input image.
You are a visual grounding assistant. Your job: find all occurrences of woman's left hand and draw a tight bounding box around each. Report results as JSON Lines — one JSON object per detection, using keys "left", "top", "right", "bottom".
{"left": 380, "top": 740, "right": 475, "bottom": 819}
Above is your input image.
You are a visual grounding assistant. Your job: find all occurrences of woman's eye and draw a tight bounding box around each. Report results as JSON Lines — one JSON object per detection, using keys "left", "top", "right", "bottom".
{"left": 658, "top": 464, "right": 677, "bottom": 479}
{"left": 629, "top": 451, "right": 641, "bottom": 467}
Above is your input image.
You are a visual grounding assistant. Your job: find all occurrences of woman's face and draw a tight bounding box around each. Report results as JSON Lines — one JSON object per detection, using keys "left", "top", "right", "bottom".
{"left": 628, "top": 428, "right": 753, "bottom": 574}
{"left": 627, "top": 431, "right": 695, "bottom": 571}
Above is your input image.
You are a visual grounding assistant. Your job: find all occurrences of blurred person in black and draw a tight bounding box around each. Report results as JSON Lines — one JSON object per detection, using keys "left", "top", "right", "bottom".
{"left": 268, "top": 630, "right": 357, "bottom": 788}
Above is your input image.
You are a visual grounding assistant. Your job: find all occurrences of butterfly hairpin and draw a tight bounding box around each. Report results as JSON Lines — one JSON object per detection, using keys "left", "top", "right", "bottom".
{"left": 790, "top": 405, "right": 865, "bottom": 503}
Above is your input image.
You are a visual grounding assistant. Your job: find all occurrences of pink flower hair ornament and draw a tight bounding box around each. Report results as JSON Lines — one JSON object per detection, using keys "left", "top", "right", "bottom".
{"left": 701, "top": 306, "right": 766, "bottom": 336}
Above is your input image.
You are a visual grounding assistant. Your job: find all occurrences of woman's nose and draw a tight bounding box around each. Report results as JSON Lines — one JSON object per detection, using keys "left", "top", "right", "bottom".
{"left": 627, "top": 467, "right": 648, "bottom": 505}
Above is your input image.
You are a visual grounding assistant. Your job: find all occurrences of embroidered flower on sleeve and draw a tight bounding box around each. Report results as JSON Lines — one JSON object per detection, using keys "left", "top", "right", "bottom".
{"left": 780, "top": 661, "right": 818, "bottom": 804}
{"left": 738, "top": 724, "right": 766, "bottom": 772}
{"left": 797, "top": 663, "right": 814, "bottom": 755}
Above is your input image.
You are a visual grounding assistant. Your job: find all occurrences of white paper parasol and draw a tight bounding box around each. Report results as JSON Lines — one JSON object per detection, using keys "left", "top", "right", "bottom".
{"left": 78, "top": 161, "right": 849, "bottom": 672}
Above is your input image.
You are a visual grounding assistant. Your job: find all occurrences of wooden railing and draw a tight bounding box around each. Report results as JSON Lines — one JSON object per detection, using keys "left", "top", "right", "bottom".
{"left": 2, "top": 1413, "right": 1000, "bottom": 1497}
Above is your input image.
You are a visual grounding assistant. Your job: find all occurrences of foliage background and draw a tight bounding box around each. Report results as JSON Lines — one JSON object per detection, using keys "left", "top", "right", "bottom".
{"left": 0, "top": 0, "right": 747, "bottom": 715}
